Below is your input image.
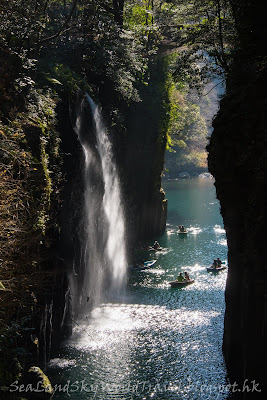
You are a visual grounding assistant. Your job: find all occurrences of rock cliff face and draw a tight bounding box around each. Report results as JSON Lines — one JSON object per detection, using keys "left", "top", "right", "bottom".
{"left": 121, "top": 60, "right": 169, "bottom": 243}
{"left": 0, "top": 55, "right": 167, "bottom": 392}
{"left": 207, "top": 1, "right": 266, "bottom": 397}
{"left": 44, "top": 85, "right": 168, "bottom": 349}
{"left": 122, "top": 109, "right": 168, "bottom": 241}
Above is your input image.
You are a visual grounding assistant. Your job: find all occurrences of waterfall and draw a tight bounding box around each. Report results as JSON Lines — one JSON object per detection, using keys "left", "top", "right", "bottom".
{"left": 73, "top": 94, "right": 127, "bottom": 310}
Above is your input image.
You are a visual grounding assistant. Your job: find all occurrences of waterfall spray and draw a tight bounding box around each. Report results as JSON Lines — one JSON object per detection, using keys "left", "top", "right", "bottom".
{"left": 73, "top": 94, "right": 127, "bottom": 308}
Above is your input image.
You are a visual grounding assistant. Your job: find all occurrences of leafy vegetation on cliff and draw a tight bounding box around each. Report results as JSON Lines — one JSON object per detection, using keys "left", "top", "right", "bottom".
{"left": 0, "top": 0, "right": 237, "bottom": 386}
{"left": 163, "top": 76, "right": 225, "bottom": 177}
{"left": 0, "top": 88, "right": 63, "bottom": 385}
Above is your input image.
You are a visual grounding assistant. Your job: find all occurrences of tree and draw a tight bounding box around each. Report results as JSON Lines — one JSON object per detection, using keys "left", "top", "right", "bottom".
{"left": 149, "top": 0, "right": 237, "bottom": 87}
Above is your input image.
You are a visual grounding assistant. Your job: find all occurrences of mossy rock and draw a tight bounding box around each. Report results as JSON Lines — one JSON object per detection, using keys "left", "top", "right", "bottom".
{"left": 20, "top": 366, "right": 53, "bottom": 399}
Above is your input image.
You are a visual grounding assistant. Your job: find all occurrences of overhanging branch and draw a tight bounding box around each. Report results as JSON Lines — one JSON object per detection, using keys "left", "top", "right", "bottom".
{"left": 40, "top": 0, "right": 78, "bottom": 43}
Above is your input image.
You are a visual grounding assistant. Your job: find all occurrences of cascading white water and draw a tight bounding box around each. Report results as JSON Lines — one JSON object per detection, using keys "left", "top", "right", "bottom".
{"left": 86, "top": 95, "right": 127, "bottom": 292}
{"left": 73, "top": 94, "right": 127, "bottom": 308}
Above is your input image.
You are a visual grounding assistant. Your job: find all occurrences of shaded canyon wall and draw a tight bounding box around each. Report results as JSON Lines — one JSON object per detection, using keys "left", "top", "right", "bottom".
{"left": 207, "top": 1, "right": 266, "bottom": 397}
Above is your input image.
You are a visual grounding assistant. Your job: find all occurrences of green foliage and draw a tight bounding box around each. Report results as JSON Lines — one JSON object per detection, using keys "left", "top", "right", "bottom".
{"left": 0, "top": 88, "right": 61, "bottom": 247}
{"left": 0, "top": 0, "right": 239, "bottom": 382}
{"left": 52, "top": 64, "right": 80, "bottom": 93}
{"left": 25, "top": 89, "right": 60, "bottom": 233}
{"left": 164, "top": 144, "right": 208, "bottom": 178}
{"left": 164, "top": 78, "right": 209, "bottom": 176}
{"left": 0, "top": 87, "right": 62, "bottom": 385}
{"left": 124, "top": 3, "right": 152, "bottom": 28}
{"left": 0, "top": 0, "right": 236, "bottom": 239}
{"left": 170, "top": 0, "right": 237, "bottom": 87}
{"left": 166, "top": 83, "right": 208, "bottom": 145}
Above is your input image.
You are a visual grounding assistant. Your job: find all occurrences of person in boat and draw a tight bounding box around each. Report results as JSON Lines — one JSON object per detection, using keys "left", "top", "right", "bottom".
{"left": 177, "top": 272, "right": 185, "bottom": 282}
{"left": 212, "top": 259, "right": 218, "bottom": 269}
{"left": 179, "top": 225, "right": 186, "bottom": 232}
{"left": 216, "top": 257, "right": 222, "bottom": 267}
{"left": 140, "top": 259, "right": 145, "bottom": 267}
{"left": 153, "top": 240, "right": 160, "bottom": 249}
{"left": 184, "top": 271, "right": 190, "bottom": 281}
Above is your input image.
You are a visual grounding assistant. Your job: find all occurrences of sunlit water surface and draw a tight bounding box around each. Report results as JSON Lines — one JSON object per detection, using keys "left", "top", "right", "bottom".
{"left": 48, "top": 179, "right": 230, "bottom": 400}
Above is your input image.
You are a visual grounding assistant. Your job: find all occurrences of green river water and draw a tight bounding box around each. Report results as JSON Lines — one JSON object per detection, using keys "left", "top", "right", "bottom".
{"left": 48, "top": 178, "right": 231, "bottom": 400}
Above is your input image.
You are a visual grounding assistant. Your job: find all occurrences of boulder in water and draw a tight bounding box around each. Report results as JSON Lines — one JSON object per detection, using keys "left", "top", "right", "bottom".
{"left": 199, "top": 172, "right": 213, "bottom": 179}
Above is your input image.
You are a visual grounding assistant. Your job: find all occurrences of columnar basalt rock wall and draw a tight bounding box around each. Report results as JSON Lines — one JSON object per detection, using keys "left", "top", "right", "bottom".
{"left": 208, "top": 70, "right": 265, "bottom": 397}
{"left": 122, "top": 132, "right": 168, "bottom": 242}
{"left": 207, "top": 2, "right": 266, "bottom": 396}
{"left": 122, "top": 68, "right": 169, "bottom": 243}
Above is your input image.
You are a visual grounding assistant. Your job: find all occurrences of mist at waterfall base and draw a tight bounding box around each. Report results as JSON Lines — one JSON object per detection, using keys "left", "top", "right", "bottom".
{"left": 72, "top": 94, "right": 127, "bottom": 311}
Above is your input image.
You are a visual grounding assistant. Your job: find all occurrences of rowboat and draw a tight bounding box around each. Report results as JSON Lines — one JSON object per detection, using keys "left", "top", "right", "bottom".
{"left": 147, "top": 246, "right": 162, "bottom": 252}
{"left": 138, "top": 246, "right": 162, "bottom": 252}
{"left": 206, "top": 265, "right": 227, "bottom": 272}
{"left": 130, "top": 260, "right": 157, "bottom": 271}
{"left": 178, "top": 230, "right": 188, "bottom": 235}
{"left": 143, "top": 260, "right": 157, "bottom": 268}
{"left": 168, "top": 279, "right": 194, "bottom": 288}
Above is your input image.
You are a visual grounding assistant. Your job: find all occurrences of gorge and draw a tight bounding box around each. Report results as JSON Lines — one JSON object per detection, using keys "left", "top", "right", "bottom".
{"left": 0, "top": 1, "right": 265, "bottom": 399}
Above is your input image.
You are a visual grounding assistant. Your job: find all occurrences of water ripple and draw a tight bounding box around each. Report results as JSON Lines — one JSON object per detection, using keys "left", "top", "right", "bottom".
{"left": 48, "top": 180, "right": 229, "bottom": 400}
